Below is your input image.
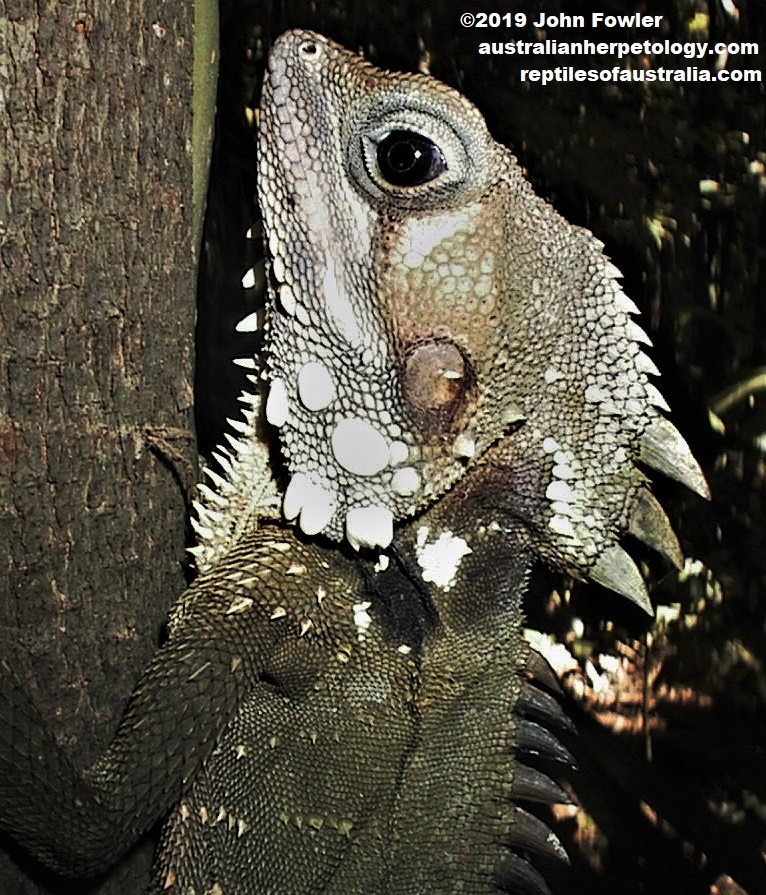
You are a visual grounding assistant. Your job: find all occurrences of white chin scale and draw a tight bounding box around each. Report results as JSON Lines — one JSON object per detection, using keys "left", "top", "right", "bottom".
{"left": 274, "top": 391, "right": 430, "bottom": 549}
{"left": 282, "top": 472, "right": 396, "bottom": 550}
{"left": 345, "top": 505, "right": 394, "bottom": 550}
{"left": 282, "top": 474, "right": 337, "bottom": 537}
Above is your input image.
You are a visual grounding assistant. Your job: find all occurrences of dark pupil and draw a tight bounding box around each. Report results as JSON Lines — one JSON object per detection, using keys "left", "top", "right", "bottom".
{"left": 376, "top": 130, "right": 445, "bottom": 187}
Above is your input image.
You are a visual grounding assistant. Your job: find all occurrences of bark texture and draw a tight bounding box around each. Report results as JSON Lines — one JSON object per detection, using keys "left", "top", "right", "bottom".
{"left": 0, "top": 2, "right": 195, "bottom": 892}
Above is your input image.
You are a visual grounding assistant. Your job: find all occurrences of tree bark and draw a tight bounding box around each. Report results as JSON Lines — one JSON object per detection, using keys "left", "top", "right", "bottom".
{"left": 0, "top": 2, "right": 196, "bottom": 892}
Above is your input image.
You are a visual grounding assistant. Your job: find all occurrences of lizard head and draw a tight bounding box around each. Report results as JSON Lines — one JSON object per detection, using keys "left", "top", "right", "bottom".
{"left": 256, "top": 30, "right": 708, "bottom": 601}
{"left": 257, "top": 29, "right": 527, "bottom": 550}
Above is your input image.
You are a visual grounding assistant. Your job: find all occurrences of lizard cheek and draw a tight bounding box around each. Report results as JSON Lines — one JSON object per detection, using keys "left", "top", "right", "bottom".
{"left": 402, "top": 340, "right": 470, "bottom": 420}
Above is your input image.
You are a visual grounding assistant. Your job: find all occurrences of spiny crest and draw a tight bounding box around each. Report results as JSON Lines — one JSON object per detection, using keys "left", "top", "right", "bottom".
{"left": 495, "top": 645, "right": 576, "bottom": 894}
{"left": 500, "top": 247, "right": 709, "bottom": 614}
{"left": 189, "top": 369, "right": 280, "bottom": 573}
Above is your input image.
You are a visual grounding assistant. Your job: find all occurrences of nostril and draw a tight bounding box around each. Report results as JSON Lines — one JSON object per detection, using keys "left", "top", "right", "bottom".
{"left": 402, "top": 340, "right": 468, "bottom": 413}
{"left": 300, "top": 40, "right": 318, "bottom": 56}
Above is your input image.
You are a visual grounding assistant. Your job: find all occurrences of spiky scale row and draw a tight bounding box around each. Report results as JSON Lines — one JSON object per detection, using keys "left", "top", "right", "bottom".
{"left": 509, "top": 667, "right": 576, "bottom": 876}
{"left": 189, "top": 387, "right": 281, "bottom": 572}
{"left": 511, "top": 764, "right": 572, "bottom": 807}
{"left": 574, "top": 413, "right": 708, "bottom": 613}
{"left": 496, "top": 852, "right": 554, "bottom": 895}
{"left": 507, "top": 807, "right": 569, "bottom": 864}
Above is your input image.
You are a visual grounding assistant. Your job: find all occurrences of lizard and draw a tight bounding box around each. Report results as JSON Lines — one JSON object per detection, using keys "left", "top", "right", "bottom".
{"left": 0, "top": 29, "right": 708, "bottom": 895}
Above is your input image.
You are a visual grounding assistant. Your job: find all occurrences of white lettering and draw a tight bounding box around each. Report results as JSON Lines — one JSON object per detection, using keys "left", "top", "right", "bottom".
{"left": 592, "top": 13, "right": 663, "bottom": 28}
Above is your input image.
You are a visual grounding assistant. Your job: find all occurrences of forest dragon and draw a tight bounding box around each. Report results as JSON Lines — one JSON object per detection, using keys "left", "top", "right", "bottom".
{"left": 0, "top": 29, "right": 708, "bottom": 895}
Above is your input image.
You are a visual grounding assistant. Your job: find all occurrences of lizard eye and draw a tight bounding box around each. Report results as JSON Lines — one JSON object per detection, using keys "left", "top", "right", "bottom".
{"left": 376, "top": 130, "right": 446, "bottom": 187}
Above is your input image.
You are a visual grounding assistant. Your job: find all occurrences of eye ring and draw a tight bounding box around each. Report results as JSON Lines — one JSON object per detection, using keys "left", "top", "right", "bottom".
{"left": 350, "top": 106, "right": 478, "bottom": 206}
{"left": 375, "top": 130, "right": 447, "bottom": 188}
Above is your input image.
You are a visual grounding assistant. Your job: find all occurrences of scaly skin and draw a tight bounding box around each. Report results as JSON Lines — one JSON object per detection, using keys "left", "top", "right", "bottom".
{"left": 1, "top": 495, "right": 571, "bottom": 894}
{"left": 0, "top": 29, "right": 707, "bottom": 895}
{"left": 154, "top": 488, "right": 558, "bottom": 895}
{"left": 251, "top": 30, "right": 707, "bottom": 583}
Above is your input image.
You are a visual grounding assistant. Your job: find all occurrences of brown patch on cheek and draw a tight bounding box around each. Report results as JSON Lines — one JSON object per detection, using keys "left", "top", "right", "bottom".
{"left": 402, "top": 338, "right": 474, "bottom": 428}
{"left": 374, "top": 200, "right": 501, "bottom": 436}
{"left": 376, "top": 198, "right": 505, "bottom": 350}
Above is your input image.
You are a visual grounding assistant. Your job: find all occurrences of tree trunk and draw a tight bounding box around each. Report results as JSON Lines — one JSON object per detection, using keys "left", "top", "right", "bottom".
{"left": 0, "top": 2, "right": 196, "bottom": 893}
